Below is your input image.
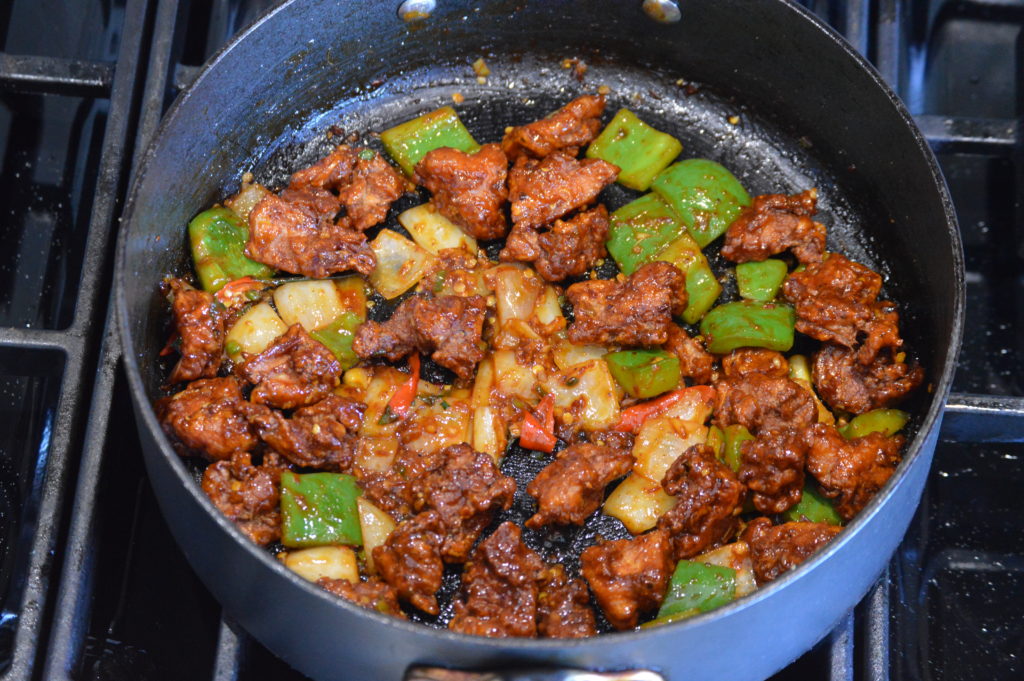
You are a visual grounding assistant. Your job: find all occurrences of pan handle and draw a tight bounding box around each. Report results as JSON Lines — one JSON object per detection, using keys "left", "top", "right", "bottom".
{"left": 406, "top": 667, "right": 665, "bottom": 681}
{"left": 941, "top": 393, "right": 1024, "bottom": 443}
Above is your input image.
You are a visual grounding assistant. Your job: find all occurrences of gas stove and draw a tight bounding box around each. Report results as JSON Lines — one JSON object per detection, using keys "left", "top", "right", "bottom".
{"left": 0, "top": 1, "right": 1020, "bottom": 680}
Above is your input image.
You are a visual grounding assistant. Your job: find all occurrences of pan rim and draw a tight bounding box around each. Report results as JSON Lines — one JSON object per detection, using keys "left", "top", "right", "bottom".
{"left": 114, "top": 0, "right": 965, "bottom": 653}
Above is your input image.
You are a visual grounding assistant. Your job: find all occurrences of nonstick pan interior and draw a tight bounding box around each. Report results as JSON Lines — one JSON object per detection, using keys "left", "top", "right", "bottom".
{"left": 167, "top": 52, "right": 931, "bottom": 631}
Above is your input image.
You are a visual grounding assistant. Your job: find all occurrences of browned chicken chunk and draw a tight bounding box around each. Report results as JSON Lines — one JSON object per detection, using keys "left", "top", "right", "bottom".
{"left": 335, "top": 151, "right": 408, "bottom": 231}
{"left": 245, "top": 395, "right": 364, "bottom": 471}
{"left": 721, "top": 348, "right": 790, "bottom": 380}
{"left": 449, "top": 522, "right": 545, "bottom": 638}
{"left": 525, "top": 442, "right": 633, "bottom": 528}
{"left": 201, "top": 451, "right": 286, "bottom": 545}
{"left": 238, "top": 324, "right": 342, "bottom": 409}
{"left": 167, "top": 278, "right": 225, "bottom": 384}
{"left": 741, "top": 517, "right": 842, "bottom": 584}
{"left": 714, "top": 373, "right": 817, "bottom": 435}
{"left": 500, "top": 204, "right": 609, "bottom": 282}
{"left": 665, "top": 325, "right": 715, "bottom": 385}
{"left": 246, "top": 191, "right": 375, "bottom": 278}
{"left": 408, "top": 443, "right": 516, "bottom": 562}
{"left": 580, "top": 529, "right": 675, "bottom": 630}
{"left": 813, "top": 344, "right": 923, "bottom": 414}
{"left": 566, "top": 262, "right": 687, "bottom": 347}
{"left": 658, "top": 444, "right": 745, "bottom": 560}
{"left": 721, "top": 189, "right": 826, "bottom": 264}
{"left": 158, "top": 377, "right": 256, "bottom": 460}
{"left": 536, "top": 565, "right": 597, "bottom": 638}
{"left": 287, "top": 145, "right": 408, "bottom": 232}
{"left": 317, "top": 577, "right": 405, "bottom": 618}
{"left": 508, "top": 152, "right": 618, "bottom": 230}
{"left": 415, "top": 143, "right": 509, "bottom": 240}
{"left": 353, "top": 294, "right": 487, "bottom": 380}
{"left": 805, "top": 423, "right": 904, "bottom": 520}
{"left": 781, "top": 253, "right": 904, "bottom": 363}
{"left": 373, "top": 510, "right": 446, "bottom": 615}
{"left": 738, "top": 428, "right": 808, "bottom": 514}
{"left": 501, "top": 94, "right": 605, "bottom": 160}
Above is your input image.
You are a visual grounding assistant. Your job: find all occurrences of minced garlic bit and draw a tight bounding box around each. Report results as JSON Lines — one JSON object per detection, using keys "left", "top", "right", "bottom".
{"left": 367, "top": 300, "right": 376, "bottom": 308}
{"left": 597, "top": 85, "right": 610, "bottom": 95}
{"left": 728, "top": 115, "right": 740, "bottom": 125}
{"left": 504, "top": 126, "right": 514, "bottom": 134}
{"left": 472, "top": 57, "right": 490, "bottom": 78}
{"left": 476, "top": 76, "right": 487, "bottom": 85}
{"left": 561, "top": 412, "right": 575, "bottom": 425}
{"left": 595, "top": 258, "right": 605, "bottom": 267}
{"left": 452, "top": 92, "right": 465, "bottom": 104}
{"left": 561, "top": 58, "right": 574, "bottom": 69}
{"left": 241, "top": 171, "right": 254, "bottom": 184}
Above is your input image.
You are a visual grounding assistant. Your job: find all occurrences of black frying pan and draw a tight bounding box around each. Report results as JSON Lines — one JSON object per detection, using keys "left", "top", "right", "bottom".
{"left": 115, "top": 1, "right": 964, "bottom": 679}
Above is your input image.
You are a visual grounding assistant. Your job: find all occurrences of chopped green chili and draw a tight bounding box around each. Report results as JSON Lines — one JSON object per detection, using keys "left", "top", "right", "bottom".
{"left": 736, "top": 259, "right": 789, "bottom": 301}
{"left": 381, "top": 106, "right": 480, "bottom": 175}
{"left": 605, "top": 349, "right": 681, "bottom": 399}
{"left": 586, "top": 109, "right": 682, "bottom": 191}
{"left": 188, "top": 206, "right": 274, "bottom": 292}
{"left": 700, "top": 301, "right": 795, "bottom": 354}
{"left": 280, "top": 472, "right": 362, "bottom": 548}
{"left": 651, "top": 159, "right": 751, "bottom": 248}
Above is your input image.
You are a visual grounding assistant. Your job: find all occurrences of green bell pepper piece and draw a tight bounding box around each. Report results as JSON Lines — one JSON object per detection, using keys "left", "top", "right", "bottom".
{"left": 657, "top": 560, "right": 737, "bottom": 620}
{"left": 280, "top": 472, "right": 363, "bottom": 548}
{"left": 381, "top": 106, "right": 480, "bottom": 175}
{"left": 586, "top": 109, "right": 683, "bottom": 191}
{"left": 605, "top": 349, "right": 681, "bottom": 399}
{"left": 651, "top": 159, "right": 751, "bottom": 248}
{"left": 700, "top": 301, "right": 795, "bottom": 354}
{"left": 607, "top": 194, "right": 684, "bottom": 276}
{"left": 311, "top": 311, "right": 362, "bottom": 371}
{"left": 706, "top": 425, "right": 725, "bottom": 460}
{"left": 656, "top": 231, "right": 722, "bottom": 324}
{"left": 188, "top": 207, "right": 275, "bottom": 293}
{"left": 784, "top": 482, "right": 842, "bottom": 525}
{"left": 722, "top": 424, "right": 754, "bottom": 473}
{"left": 736, "top": 259, "right": 789, "bottom": 301}
{"left": 308, "top": 277, "right": 368, "bottom": 369}
{"left": 840, "top": 409, "right": 909, "bottom": 439}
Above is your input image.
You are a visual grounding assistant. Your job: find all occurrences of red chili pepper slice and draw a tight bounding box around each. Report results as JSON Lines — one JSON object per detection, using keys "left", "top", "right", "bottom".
{"left": 387, "top": 353, "right": 421, "bottom": 418}
{"left": 614, "top": 385, "right": 715, "bottom": 433}
{"left": 520, "top": 395, "right": 557, "bottom": 453}
{"left": 214, "top": 276, "right": 268, "bottom": 308}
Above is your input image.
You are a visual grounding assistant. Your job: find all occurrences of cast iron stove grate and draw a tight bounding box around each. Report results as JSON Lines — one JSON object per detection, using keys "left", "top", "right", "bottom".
{"left": 0, "top": 1, "right": 1020, "bottom": 680}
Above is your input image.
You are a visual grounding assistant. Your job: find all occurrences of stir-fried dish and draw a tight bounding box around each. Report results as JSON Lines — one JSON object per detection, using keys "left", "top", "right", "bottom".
{"left": 156, "top": 94, "right": 923, "bottom": 636}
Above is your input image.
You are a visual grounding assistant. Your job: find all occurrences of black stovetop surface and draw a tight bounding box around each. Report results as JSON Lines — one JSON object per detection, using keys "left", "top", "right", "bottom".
{"left": 0, "top": 1, "right": 1021, "bottom": 680}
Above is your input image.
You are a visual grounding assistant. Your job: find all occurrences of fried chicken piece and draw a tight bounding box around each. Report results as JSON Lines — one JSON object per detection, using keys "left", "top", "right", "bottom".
{"left": 525, "top": 442, "right": 633, "bottom": 528}
{"left": 741, "top": 517, "right": 841, "bottom": 584}
{"left": 721, "top": 189, "right": 826, "bottom": 264}
{"left": 566, "top": 262, "right": 686, "bottom": 347}
{"left": 238, "top": 324, "right": 342, "bottom": 409}
{"left": 157, "top": 377, "right": 256, "bottom": 460}
{"left": 415, "top": 144, "right": 509, "bottom": 240}
{"left": 201, "top": 451, "right": 287, "bottom": 545}
{"left": 245, "top": 395, "right": 364, "bottom": 471}
{"left": 580, "top": 530, "right": 674, "bottom": 630}
{"left": 813, "top": 344, "right": 924, "bottom": 414}
{"left": 501, "top": 94, "right": 605, "bottom": 160}
{"left": 658, "top": 444, "right": 745, "bottom": 560}
{"left": 508, "top": 151, "right": 618, "bottom": 230}
{"left": 449, "top": 522, "right": 545, "bottom": 637}
{"left": 353, "top": 294, "right": 487, "bottom": 380}
{"left": 500, "top": 204, "right": 609, "bottom": 282}
{"left": 805, "top": 422, "right": 904, "bottom": 520}
{"left": 166, "top": 278, "right": 225, "bottom": 384}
